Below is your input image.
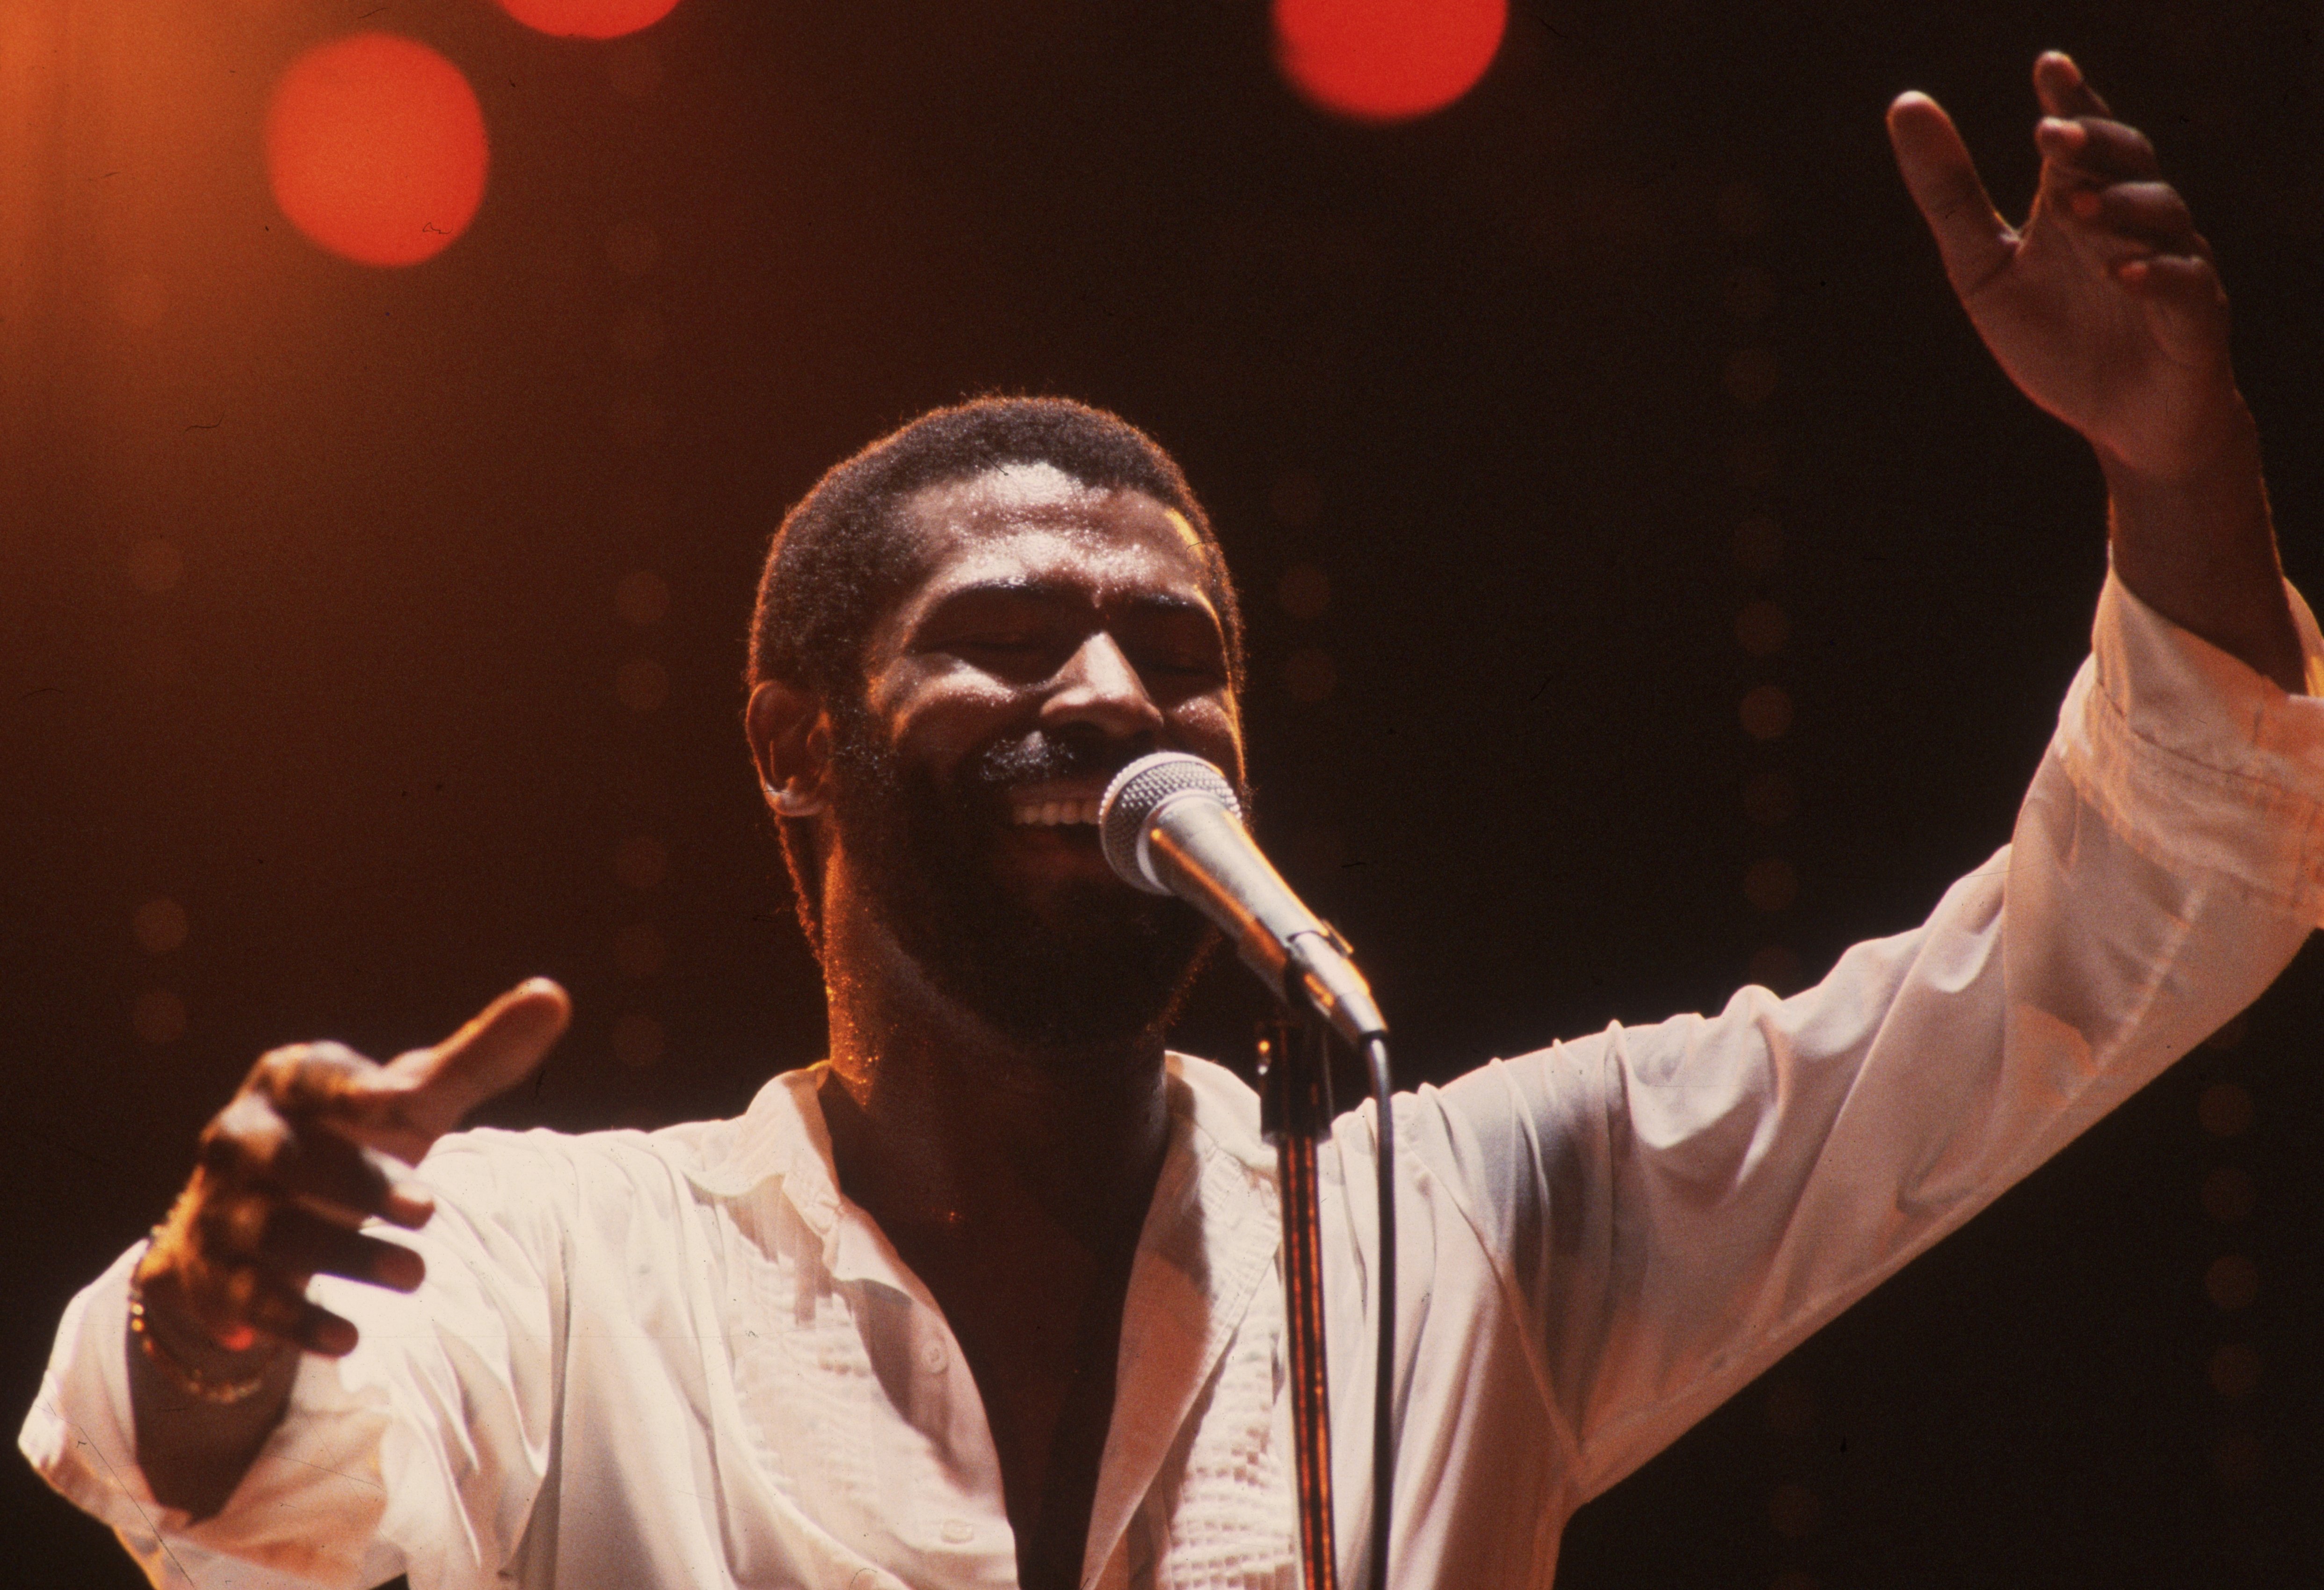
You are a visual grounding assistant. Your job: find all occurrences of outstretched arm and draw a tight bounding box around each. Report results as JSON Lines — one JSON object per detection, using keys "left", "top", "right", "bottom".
{"left": 1391, "top": 57, "right": 2324, "bottom": 1519}
{"left": 1888, "top": 51, "right": 2305, "bottom": 692}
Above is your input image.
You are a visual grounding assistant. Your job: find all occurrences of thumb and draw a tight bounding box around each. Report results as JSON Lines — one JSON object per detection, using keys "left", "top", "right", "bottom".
{"left": 1888, "top": 91, "right": 2013, "bottom": 299}
{"left": 346, "top": 979, "right": 571, "bottom": 1162}
{"left": 2120, "top": 254, "right": 2232, "bottom": 369}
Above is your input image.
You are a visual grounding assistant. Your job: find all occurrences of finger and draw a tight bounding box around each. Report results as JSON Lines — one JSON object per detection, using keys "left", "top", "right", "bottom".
{"left": 1887, "top": 91, "right": 2014, "bottom": 298}
{"left": 2034, "top": 51, "right": 2113, "bottom": 121}
{"left": 191, "top": 1183, "right": 278, "bottom": 1259}
{"left": 2116, "top": 252, "right": 2230, "bottom": 318}
{"left": 2118, "top": 252, "right": 2233, "bottom": 370}
{"left": 254, "top": 1204, "right": 428, "bottom": 1292}
{"left": 317, "top": 1227, "right": 426, "bottom": 1292}
{"left": 196, "top": 1089, "right": 296, "bottom": 1184}
{"left": 194, "top": 1191, "right": 428, "bottom": 1296}
{"left": 2077, "top": 182, "right": 2204, "bottom": 256}
{"left": 248, "top": 1039, "right": 378, "bottom": 1111}
{"left": 2035, "top": 116, "right": 2162, "bottom": 185}
{"left": 240, "top": 1272, "right": 361, "bottom": 1357}
{"left": 197, "top": 1087, "right": 435, "bottom": 1227}
{"left": 346, "top": 980, "right": 571, "bottom": 1163}
{"left": 175, "top": 1254, "right": 358, "bottom": 1356}
{"left": 290, "top": 1139, "right": 438, "bottom": 1229}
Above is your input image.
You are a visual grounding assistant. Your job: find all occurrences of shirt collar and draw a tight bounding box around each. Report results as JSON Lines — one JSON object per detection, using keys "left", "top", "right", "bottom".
{"left": 672, "top": 1052, "right": 1275, "bottom": 1212}
{"left": 669, "top": 1064, "right": 835, "bottom": 1201}
{"left": 670, "top": 1053, "right": 1284, "bottom": 1586}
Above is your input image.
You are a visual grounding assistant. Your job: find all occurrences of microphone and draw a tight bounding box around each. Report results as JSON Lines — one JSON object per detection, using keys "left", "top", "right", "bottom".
{"left": 1106, "top": 752, "right": 1401, "bottom": 1590}
{"left": 1099, "top": 752, "right": 1386, "bottom": 1045}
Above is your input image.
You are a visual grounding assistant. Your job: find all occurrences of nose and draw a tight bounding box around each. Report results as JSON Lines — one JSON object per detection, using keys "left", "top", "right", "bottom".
{"left": 1039, "top": 632, "right": 1165, "bottom": 742}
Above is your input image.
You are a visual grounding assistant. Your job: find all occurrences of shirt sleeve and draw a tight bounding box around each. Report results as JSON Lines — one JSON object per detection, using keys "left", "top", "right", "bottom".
{"left": 18, "top": 1130, "right": 577, "bottom": 1590}
{"left": 1413, "top": 570, "right": 2324, "bottom": 1503}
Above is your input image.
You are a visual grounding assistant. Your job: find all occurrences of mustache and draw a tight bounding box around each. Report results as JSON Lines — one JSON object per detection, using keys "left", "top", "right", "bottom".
{"left": 957, "top": 733, "right": 1139, "bottom": 797}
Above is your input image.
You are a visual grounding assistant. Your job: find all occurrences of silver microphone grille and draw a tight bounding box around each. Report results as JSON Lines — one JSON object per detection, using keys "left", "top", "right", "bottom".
{"left": 1099, "top": 752, "right": 1243, "bottom": 894}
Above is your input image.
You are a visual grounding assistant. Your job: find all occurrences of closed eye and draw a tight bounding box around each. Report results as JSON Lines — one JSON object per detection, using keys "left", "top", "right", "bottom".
{"left": 944, "top": 634, "right": 1071, "bottom": 675}
{"left": 913, "top": 584, "right": 1227, "bottom": 693}
{"left": 1127, "top": 646, "right": 1225, "bottom": 683}
{"left": 950, "top": 634, "right": 1049, "bottom": 655}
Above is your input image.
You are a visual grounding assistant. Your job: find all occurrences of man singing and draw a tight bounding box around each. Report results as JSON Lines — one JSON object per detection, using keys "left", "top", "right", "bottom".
{"left": 23, "top": 54, "right": 2324, "bottom": 1590}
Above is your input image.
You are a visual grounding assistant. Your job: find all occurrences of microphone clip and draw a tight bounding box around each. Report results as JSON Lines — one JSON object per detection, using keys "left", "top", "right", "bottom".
{"left": 1256, "top": 1015, "right": 1336, "bottom": 1146}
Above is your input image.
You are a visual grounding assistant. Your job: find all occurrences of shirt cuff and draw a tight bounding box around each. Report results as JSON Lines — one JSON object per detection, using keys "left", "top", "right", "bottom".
{"left": 19, "top": 1245, "right": 187, "bottom": 1580}
{"left": 18, "top": 1242, "right": 397, "bottom": 1590}
{"left": 2054, "top": 569, "right": 2324, "bottom": 927}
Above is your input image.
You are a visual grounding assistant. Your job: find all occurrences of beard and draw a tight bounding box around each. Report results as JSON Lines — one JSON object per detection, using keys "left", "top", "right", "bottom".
{"left": 823, "top": 714, "right": 1222, "bottom": 1058}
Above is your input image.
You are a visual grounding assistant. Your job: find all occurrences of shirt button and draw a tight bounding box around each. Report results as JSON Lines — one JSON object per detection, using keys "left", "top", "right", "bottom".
{"left": 940, "top": 1519, "right": 973, "bottom": 1544}
{"left": 920, "top": 1340, "right": 948, "bottom": 1373}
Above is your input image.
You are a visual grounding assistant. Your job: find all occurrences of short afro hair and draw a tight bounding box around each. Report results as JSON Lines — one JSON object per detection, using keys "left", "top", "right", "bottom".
{"left": 746, "top": 395, "right": 1244, "bottom": 708}
{"left": 745, "top": 396, "right": 1244, "bottom": 951}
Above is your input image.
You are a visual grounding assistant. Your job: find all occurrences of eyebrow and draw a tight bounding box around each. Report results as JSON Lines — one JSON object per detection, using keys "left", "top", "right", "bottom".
{"left": 922, "top": 577, "right": 1219, "bottom": 622}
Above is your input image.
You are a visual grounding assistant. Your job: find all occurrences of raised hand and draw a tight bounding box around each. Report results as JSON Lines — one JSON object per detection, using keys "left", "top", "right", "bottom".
{"left": 133, "top": 979, "right": 570, "bottom": 1365}
{"left": 1889, "top": 52, "right": 2304, "bottom": 694}
{"left": 1887, "top": 52, "right": 2235, "bottom": 478}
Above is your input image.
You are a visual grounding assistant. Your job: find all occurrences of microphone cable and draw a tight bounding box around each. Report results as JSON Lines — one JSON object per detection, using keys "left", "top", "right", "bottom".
{"left": 1093, "top": 750, "right": 1397, "bottom": 1586}
{"left": 1363, "top": 1031, "right": 1395, "bottom": 1590}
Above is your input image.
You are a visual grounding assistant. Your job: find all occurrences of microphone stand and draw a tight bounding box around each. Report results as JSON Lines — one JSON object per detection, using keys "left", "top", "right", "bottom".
{"left": 1258, "top": 1014, "right": 1338, "bottom": 1590}
{"left": 1094, "top": 749, "right": 1394, "bottom": 1585}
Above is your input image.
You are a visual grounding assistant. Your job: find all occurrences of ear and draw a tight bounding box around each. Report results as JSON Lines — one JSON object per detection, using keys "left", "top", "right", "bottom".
{"left": 745, "top": 678, "right": 832, "bottom": 818}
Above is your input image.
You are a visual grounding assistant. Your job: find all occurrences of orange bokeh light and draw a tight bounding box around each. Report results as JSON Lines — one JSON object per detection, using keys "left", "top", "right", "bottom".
{"left": 495, "top": 0, "right": 683, "bottom": 40}
{"left": 1272, "top": 0, "right": 1507, "bottom": 123}
{"left": 264, "top": 33, "right": 488, "bottom": 268}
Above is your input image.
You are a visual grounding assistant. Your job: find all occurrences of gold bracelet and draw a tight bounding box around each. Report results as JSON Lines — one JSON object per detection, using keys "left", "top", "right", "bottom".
{"left": 128, "top": 1234, "right": 274, "bottom": 1407}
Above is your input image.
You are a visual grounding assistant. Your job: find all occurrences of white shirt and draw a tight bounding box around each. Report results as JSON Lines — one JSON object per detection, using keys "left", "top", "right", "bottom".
{"left": 24, "top": 574, "right": 2324, "bottom": 1590}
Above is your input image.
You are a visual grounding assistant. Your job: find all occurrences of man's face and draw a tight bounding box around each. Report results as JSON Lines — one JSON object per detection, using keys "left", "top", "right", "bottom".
{"left": 822, "top": 462, "right": 1245, "bottom": 1055}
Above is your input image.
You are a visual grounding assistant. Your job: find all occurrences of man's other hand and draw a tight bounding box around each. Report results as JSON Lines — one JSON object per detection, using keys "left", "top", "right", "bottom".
{"left": 1889, "top": 52, "right": 2306, "bottom": 694}
{"left": 1888, "top": 51, "right": 2231, "bottom": 478}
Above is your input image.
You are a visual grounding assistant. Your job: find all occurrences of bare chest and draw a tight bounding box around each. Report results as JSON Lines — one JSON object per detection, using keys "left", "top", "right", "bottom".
{"left": 906, "top": 1231, "right": 1136, "bottom": 1590}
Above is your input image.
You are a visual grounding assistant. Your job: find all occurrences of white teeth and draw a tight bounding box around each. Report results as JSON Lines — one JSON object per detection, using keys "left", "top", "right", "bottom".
{"left": 1010, "top": 799, "right": 1101, "bottom": 827}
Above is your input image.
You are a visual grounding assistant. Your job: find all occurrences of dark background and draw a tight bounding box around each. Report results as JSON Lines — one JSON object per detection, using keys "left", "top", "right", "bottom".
{"left": 5, "top": 0, "right": 2320, "bottom": 1584}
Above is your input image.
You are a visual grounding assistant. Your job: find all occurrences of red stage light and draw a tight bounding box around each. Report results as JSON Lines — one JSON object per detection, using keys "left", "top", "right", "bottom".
{"left": 1272, "top": 0, "right": 1507, "bottom": 123}
{"left": 495, "top": 0, "right": 682, "bottom": 40}
{"left": 265, "top": 33, "right": 488, "bottom": 269}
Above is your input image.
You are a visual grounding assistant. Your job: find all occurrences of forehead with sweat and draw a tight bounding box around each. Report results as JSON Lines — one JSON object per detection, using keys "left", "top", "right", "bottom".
{"left": 890, "top": 463, "right": 1221, "bottom": 589}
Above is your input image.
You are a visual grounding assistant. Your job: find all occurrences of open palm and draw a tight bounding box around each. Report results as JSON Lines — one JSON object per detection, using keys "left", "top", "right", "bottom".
{"left": 1888, "top": 52, "right": 2236, "bottom": 480}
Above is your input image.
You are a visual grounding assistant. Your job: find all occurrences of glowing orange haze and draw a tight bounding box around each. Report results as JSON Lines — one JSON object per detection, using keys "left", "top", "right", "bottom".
{"left": 264, "top": 33, "right": 488, "bottom": 269}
